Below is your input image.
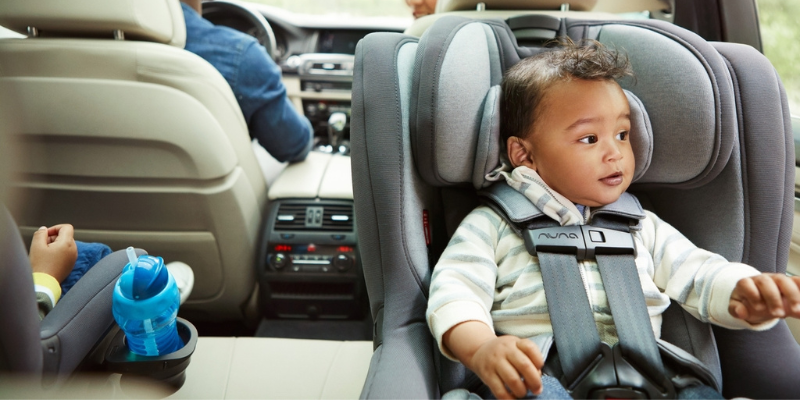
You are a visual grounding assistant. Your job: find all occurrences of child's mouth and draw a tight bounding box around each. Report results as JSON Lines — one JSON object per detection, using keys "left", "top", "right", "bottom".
{"left": 600, "top": 172, "right": 624, "bottom": 186}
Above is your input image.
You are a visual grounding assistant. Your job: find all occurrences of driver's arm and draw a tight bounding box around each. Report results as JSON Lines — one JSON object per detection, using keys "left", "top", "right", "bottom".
{"left": 235, "top": 40, "right": 313, "bottom": 163}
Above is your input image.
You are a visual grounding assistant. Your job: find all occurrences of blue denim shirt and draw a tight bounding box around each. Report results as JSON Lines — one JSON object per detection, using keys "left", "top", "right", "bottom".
{"left": 181, "top": 3, "right": 312, "bottom": 162}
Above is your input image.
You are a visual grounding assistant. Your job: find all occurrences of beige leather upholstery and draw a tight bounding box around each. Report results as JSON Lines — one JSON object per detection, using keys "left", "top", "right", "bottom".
{"left": 268, "top": 152, "right": 353, "bottom": 200}
{"left": 0, "top": 337, "right": 374, "bottom": 398}
{"left": 436, "top": 0, "right": 598, "bottom": 12}
{"left": 171, "top": 338, "right": 373, "bottom": 399}
{"left": 0, "top": 0, "right": 186, "bottom": 47}
{"left": 0, "top": 0, "right": 268, "bottom": 321}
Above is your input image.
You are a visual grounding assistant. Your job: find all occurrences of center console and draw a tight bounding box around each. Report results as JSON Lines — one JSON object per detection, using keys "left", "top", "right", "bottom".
{"left": 260, "top": 43, "right": 362, "bottom": 319}
{"left": 257, "top": 152, "right": 363, "bottom": 319}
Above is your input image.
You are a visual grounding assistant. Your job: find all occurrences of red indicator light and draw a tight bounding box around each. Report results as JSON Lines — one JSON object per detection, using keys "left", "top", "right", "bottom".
{"left": 307, "top": 243, "right": 317, "bottom": 252}
{"left": 337, "top": 246, "right": 354, "bottom": 253}
{"left": 274, "top": 244, "right": 292, "bottom": 252}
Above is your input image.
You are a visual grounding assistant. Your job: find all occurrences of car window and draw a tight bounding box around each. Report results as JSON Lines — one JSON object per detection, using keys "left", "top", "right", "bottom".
{"left": 756, "top": 0, "right": 800, "bottom": 165}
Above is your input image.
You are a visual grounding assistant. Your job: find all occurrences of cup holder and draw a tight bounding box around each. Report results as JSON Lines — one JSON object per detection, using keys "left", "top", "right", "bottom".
{"left": 104, "top": 317, "right": 198, "bottom": 390}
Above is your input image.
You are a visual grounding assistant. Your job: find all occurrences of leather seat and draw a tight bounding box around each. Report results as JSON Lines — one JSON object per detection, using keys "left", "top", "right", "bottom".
{"left": 0, "top": 0, "right": 267, "bottom": 321}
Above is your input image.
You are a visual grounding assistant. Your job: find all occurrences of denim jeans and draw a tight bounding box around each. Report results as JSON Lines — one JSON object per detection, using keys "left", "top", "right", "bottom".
{"left": 442, "top": 375, "right": 572, "bottom": 400}
{"left": 181, "top": 3, "right": 313, "bottom": 163}
{"left": 60, "top": 240, "right": 112, "bottom": 296}
{"left": 445, "top": 375, "right": 722, "bottom": 400}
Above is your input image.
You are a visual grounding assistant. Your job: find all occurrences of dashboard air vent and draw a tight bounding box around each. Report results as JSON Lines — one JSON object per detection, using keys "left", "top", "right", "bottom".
{"left": 275, "top": 203, "right": 354, "bottom": 232}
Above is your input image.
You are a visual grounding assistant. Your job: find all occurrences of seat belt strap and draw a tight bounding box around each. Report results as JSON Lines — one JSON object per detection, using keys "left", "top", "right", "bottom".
{"left": 538, "top": 252, "right": 602, "bottom": 385}
{"left": 596, "top": 254, "right": 666, "bottom": 382}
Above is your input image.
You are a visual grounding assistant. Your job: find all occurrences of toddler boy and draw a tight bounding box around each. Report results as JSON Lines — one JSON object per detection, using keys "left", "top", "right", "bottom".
{"left": 426, "top": 40, "right": 800, "bottom": 399}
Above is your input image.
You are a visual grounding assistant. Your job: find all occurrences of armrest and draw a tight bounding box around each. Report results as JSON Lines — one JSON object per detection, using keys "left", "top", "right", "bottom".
{"left": 40, "top": 248, "right": 146, "bottom": 383}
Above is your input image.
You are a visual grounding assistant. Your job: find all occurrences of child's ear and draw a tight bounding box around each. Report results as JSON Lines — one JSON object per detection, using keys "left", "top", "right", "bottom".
{"left": 506, "top": 136, "right": 535, "bottom": 170}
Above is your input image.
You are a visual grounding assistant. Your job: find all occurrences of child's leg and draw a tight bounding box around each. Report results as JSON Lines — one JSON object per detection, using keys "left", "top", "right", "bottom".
{"left": 677, "top": 383, "right": 724, "bottom": 399}
{"left": 60, "top": 240, "right": 112, "bottom": 295}
{"left": 470, "top": 375, "right": 571, "bottom": 399}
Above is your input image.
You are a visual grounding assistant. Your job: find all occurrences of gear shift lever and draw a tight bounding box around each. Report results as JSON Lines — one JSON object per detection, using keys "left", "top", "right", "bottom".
{"left": 327, "top": 112, "right": 347, "bottom": 151}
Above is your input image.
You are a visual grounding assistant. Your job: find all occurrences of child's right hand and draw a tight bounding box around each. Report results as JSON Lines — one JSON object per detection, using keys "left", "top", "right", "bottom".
{"left": 464, "top": 335, "right": 545, "bottom": 399}
{"left": 29, "top": 224, "right": 77, "bottom": 283}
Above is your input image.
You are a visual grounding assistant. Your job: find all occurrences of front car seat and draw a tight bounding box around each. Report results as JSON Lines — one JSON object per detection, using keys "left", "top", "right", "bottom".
{"left": 351, "top": 15, "right": 800, "bottom": 398}
{"left": 0, "top": 0, "right": 268, "bottom": 321}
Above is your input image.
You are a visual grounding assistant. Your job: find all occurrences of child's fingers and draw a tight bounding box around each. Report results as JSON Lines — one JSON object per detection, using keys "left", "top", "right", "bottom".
{"left": 484, "top": 372, "right": 514, "bottom": 400}
{"left": 30, "top": 226, "right": 48, "bottom": 248}
{"left": 774, "top": 275, "right": 800, "bottom": 316}
{"left": 753, "top": 275, "right": 785, "bottom": 317}
{"left": 728, "top": 299, "right": 750, "bottom": 320}
{"left": 497, "top": 361, "right": 528, "bottom": 398}
{"left": 516, "top": 339, "right": 544, "bottom": 369}
{"left": 55, "top": 224, "right": 75, "bottom": 240}
{"left": 508, "top": 349, "right": 542, "bottom": 395}
{"left": 733, "top": 278, "right": 763, "bottom": 311}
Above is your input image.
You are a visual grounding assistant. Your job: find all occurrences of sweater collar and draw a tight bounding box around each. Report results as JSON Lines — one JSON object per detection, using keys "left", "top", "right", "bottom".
{"left": 498, "top": 166, "right": 586, "bottom": 226}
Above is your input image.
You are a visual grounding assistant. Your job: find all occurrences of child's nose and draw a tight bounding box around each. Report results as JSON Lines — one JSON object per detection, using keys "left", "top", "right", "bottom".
{"left": 605, "top": 141, "right": 623, "bottom": 162}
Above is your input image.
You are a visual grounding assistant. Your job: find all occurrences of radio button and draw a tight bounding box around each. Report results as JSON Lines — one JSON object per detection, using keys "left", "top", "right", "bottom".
{"left": 334, "top": 254, "right": 353, "bottom": 272}
{"left": 270, "top": 253, "right": 289, "bottom": 270}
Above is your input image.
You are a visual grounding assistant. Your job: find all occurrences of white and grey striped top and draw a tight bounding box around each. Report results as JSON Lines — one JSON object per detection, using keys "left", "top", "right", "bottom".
{"left": 427, "top": 166, "right": 774, "bottom": 361}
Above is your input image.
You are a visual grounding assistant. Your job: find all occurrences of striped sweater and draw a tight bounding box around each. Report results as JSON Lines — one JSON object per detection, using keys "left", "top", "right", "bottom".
{"left": 427, "top": 166, "right": 776, "bottom": 360}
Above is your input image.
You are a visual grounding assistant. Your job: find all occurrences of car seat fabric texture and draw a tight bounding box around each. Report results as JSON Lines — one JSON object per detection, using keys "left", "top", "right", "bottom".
{"left": 352, "top": 16, "right": 800, "bottom": 399}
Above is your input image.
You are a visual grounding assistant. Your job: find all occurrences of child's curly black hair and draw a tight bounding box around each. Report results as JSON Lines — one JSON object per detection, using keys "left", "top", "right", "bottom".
{"left": 500, "top": 38, "right": 634, "bottom": 142}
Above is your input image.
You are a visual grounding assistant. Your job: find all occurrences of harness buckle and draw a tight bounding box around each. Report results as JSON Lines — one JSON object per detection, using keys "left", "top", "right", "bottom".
{"left": 522, "top": 226, "right": 636, "bottom": 260}
{"left": 566, "top": 343, "right": 676, "bottom": 399}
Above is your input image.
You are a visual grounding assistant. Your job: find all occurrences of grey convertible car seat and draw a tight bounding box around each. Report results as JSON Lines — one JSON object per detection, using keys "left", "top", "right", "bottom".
{"left": 0, "top": 205, "right": 146, "bottom": 388}
{"left": 351, "top": 16, "right": 800, "bottom": 398}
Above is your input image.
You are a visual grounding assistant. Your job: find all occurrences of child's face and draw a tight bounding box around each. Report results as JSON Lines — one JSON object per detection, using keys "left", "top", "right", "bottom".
{"left": 508, "top": 78, "right": 634, "bottom": 207}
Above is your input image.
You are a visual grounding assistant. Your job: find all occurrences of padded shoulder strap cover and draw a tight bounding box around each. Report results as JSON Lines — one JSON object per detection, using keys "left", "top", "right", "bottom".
{"left": 479, "top": 183, "right": 645, "bottom": 228}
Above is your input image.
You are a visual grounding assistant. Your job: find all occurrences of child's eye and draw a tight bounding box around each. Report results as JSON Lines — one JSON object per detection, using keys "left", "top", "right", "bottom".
{"left": 616, "top": 131, "right": 629, "bottom": 141}
{"left": 579, "top": 135, "right": 597, "bottom": 144}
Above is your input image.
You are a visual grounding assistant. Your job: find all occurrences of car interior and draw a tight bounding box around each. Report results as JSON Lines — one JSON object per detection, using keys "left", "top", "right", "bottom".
{"left": 0, "top": 0, "right": 799, "bottom": 398}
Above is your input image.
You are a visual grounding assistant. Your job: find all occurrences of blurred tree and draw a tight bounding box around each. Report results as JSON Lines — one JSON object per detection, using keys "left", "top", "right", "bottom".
{"left": 758, "top": 0, "right": 800, "bottom": 115}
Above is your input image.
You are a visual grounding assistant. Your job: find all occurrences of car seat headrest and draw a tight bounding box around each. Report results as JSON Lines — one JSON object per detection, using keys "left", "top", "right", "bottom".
{"left": 436, "top": 0, "right": 598, "bottom": 13}
{"left": 0, "top": 0, "right": 186, "bottom": 48}
{"left": 411, "top": 17, "right": 735, "bottom": 191}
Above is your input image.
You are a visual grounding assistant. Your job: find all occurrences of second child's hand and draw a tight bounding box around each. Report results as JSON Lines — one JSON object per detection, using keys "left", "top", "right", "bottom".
{"left": 29, "top": 224, "right": 77, "bottom": 283}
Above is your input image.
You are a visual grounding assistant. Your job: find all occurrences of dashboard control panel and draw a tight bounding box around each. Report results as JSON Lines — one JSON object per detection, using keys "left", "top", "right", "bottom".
{"left": 267, "top": 244, "right": 357, "bottom": 273}
{"left": 259, "top": 200, "right": 363, "bottom": 319}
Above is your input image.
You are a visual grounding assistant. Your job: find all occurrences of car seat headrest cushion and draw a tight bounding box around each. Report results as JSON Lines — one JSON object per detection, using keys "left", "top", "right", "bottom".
{"left": 594, "top": 23, "right": 735, "bottom": 187}
{"left": 413, "top": 19, "right": 735, "bottom": 191}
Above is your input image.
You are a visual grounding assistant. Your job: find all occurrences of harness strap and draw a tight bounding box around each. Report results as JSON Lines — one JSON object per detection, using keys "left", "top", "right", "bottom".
{"left": 479, "top": 183, "right": 676, "bottom": 396}
{"left": 538, "top": 252, "right": 602, "bottom": 385}
{"left": 596, "top": 253, "right": 666, "bottom": 383}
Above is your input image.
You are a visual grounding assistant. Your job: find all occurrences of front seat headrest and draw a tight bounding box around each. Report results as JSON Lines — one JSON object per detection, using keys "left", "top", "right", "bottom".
{"left": 0, "top": 0, "right": 186, "bottom": 48}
